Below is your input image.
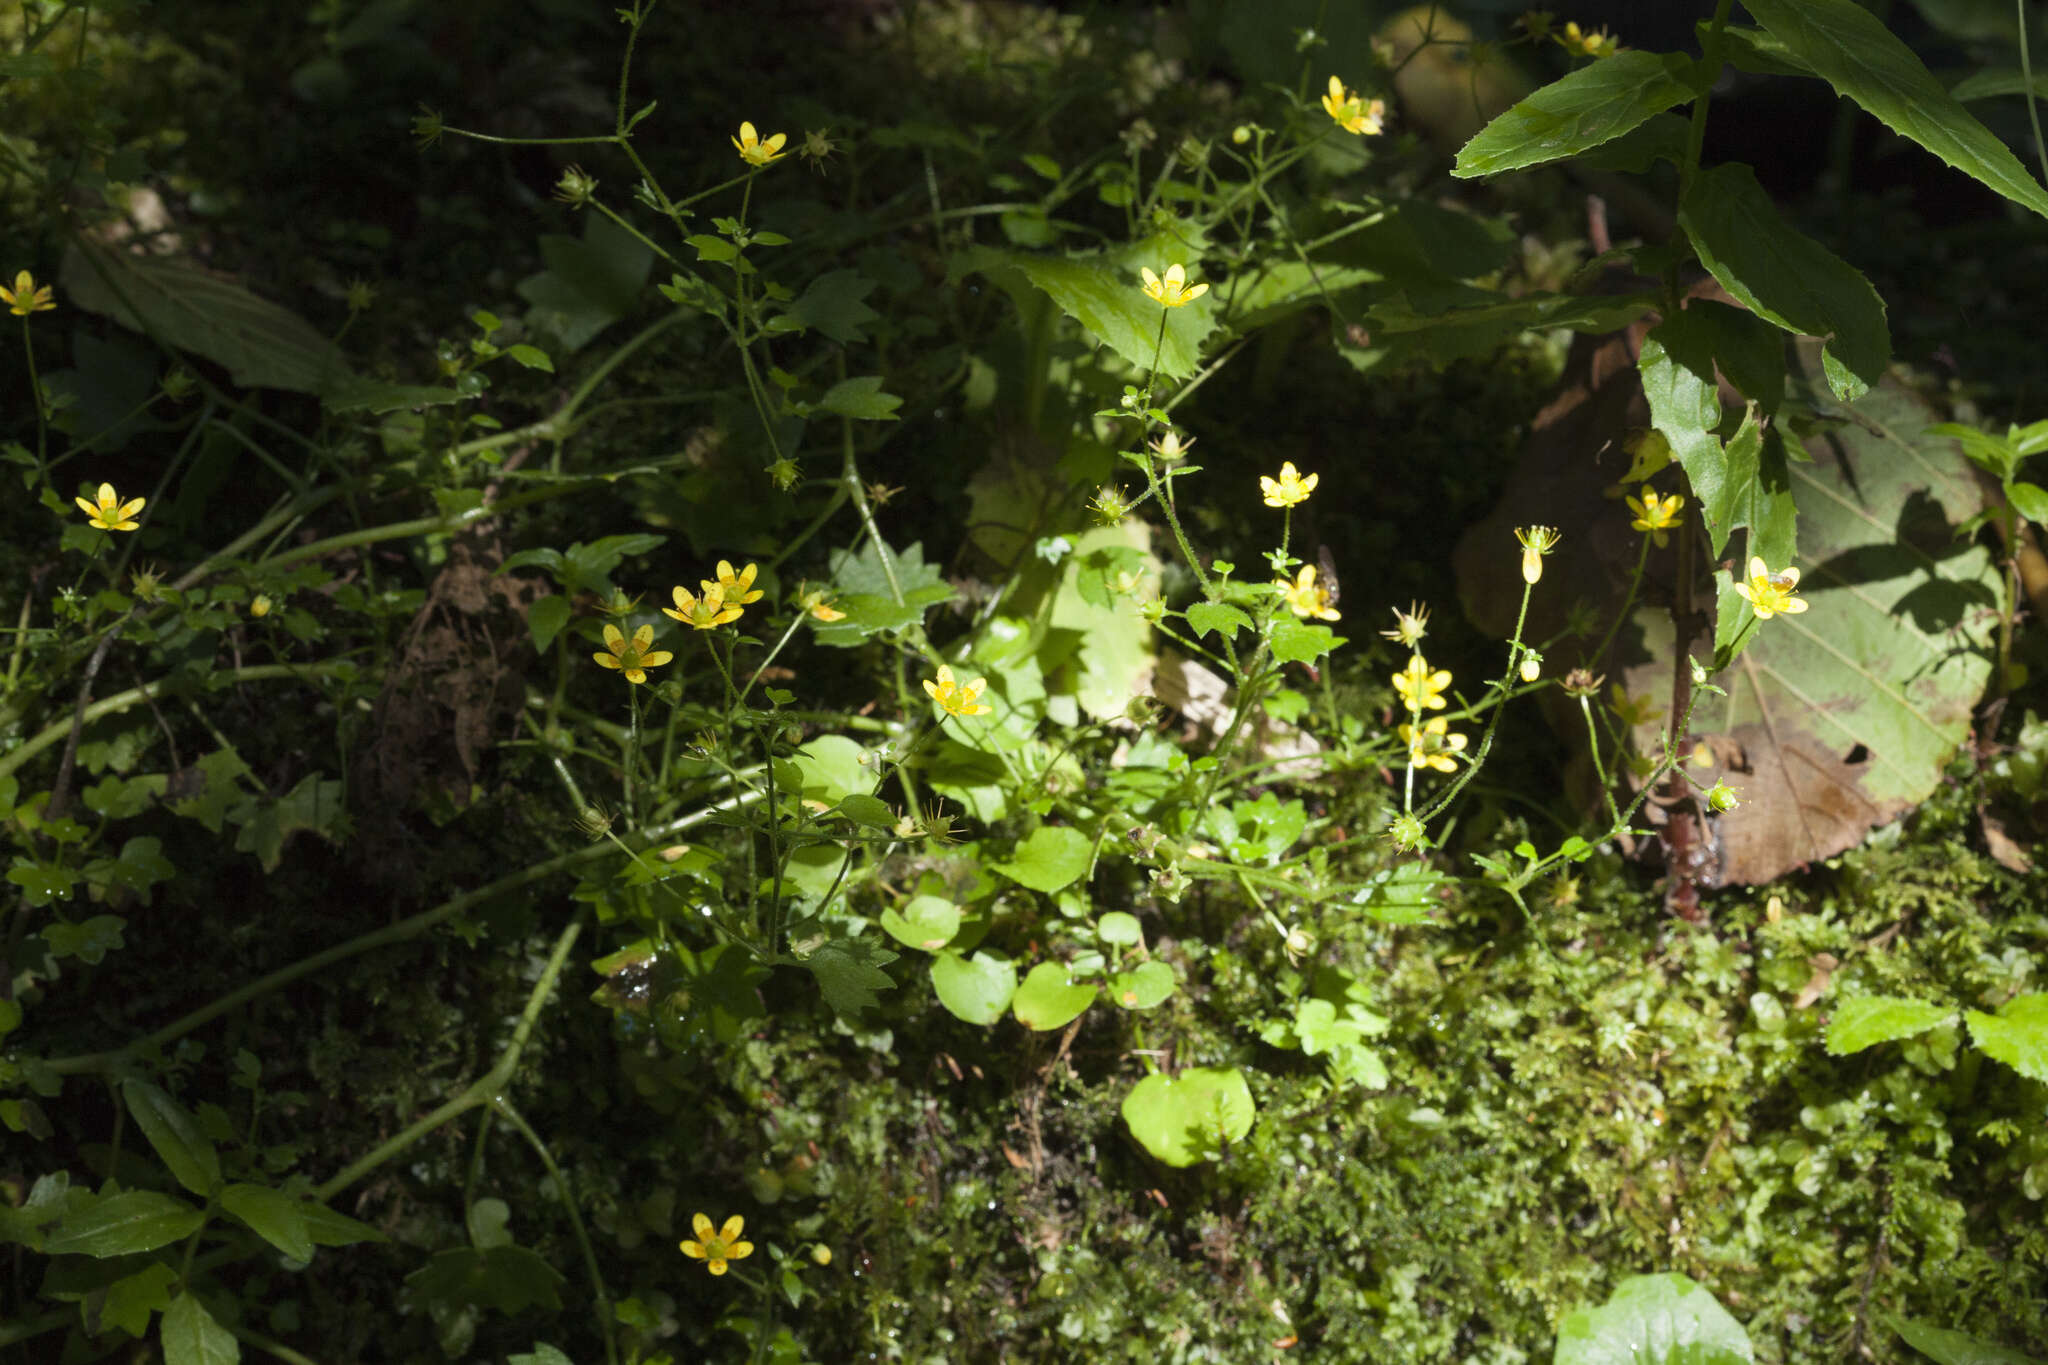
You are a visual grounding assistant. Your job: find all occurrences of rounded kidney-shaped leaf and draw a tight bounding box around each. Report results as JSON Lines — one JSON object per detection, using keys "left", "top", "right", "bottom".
{"left": 1121, "top": 1067, "right": 1255, "bottom": 1167}
{"left": 1012, "top": 962, "right": 1096, "bottom": 1030}
{"left": 880, "top": 894, "right": 961, "bottom": 953}
{"left": 930, "top": 950, "right": 1016, "bottom": 1026}
{"left": 1555, "top": 1273, "right": 1753, "bottom": 1365}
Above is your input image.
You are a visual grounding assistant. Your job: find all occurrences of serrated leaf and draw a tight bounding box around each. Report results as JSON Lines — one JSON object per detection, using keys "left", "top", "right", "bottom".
{"left": 1120, "top": 1067, "right": 1255, "bottom": 1167}
{"left": 122, "top": 1079, "right": 221, "bottom": 1198}
{"left": 1012, "top": 961, "right": 1096, "bottom": 1030}
{"left": 1964, "top": 993, "right": 2048, "bottom": 1083}
{"left": 992, "top": 825, "right": 1092, "bottom": 893}
{"left": 818, "top": 375, "right": 902, "bottom": 421}
{"left": 1825, "top": 996, "right": 1953, "bottom": 1054}
{"left": 930, "top": 950, "right": 1017, "bottom": 1025}
{"left": 802, "top": 936, "right": 898, "bottom": 1017}
{"left": 1678, "top": 162, "right": 1888, "bottom": 401}
{"left": 1185, "top": 601, "right": 1253, "bottom": 641}
{"left": 787, "top": 270, "right": 880, "bottom": 344}
{"left": 517, "top": 213, "right": 653, "bottom": 353}
{"left": 61, "top": 239, "right": 360, "bottom": 398}
{"left": 1269, "top": 619, "right": 1343, "bottom": 664}
{"left": 1555, "top": 1273, "right": 1753, "bottom": 1364}
{"left": 1741, "top": 0, "right": 2048, "bottom": 220}
{"left": 1453, "top": 50, "right": 1697, "bottom": 177}
{"left": 160, "top": 1293, "right": 238, "bottom": 1365}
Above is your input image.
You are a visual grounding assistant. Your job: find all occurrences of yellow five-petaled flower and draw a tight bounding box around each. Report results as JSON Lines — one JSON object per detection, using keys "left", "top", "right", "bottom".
{"left": 1625, "top": 485, "right": 1685, "bottom": 547}
{"left": 76, "top": 482, "right": 146, "bottom": 532}
{"left": 1393, "top": 655, "right": 1452, "bottom": 713}
{"left": 733, "top": 121, "right": 788, "bottom": 167}
{"left": 2, "top": 269, "right": 56, "bottom": 316}
{"left": 665, "top": 582, "right": 744, "bottom": 631}
{"left": 707, "top": 559, "right": 764, "bottom": 606}
{"left": 1732, "top": 556, "right": 1809, "bottom": 620}
{"left": 1400, "top": 716, "right": 1467, "bottom": 773}
{"left": 1277, "top": 564, "right": 1341, "bottom": 621}
{"left": 680, "top": 1213, "right": 754, "bottom": 1276}
{"left": 801, "top": 586, "right": 846, "bottom": 622}
{"left": 1140, "top": 263, "right": 1209, "bottom": 308}
{"left": 1260, "top": 462, "right": 1318, "bottom": 508}
{"left": 925, "top": 665, "right": 992, "bottom": 717}
{"left": 1321, "top": 75, "right": 1388, "bottom": 137}
{"left": 593, "top": 623, "right": 673, "bottom": 684}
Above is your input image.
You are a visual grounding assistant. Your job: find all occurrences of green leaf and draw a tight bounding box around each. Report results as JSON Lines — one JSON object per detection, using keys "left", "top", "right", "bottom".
{"left": 40, "top": 913, "right": 125, "bottom": 963}
{"left": 833, "top": 793, "right": 896, "bottom": 829}
{"left": 818, "top": 375, "right": 902, "bottom": 422}
{"left": 103, "top": 1261, "right": 179, "bottom": 1338}
{"left": 801, "top": 936, "right": 899, "bottom": 1018}
{"left": 220, "top": 1183, "right": 314, "bottom": 1261}
{"left": 525, "top": 594, "right": 571, "bottom": 654}
{"left": 1354, "top": 862, "right": 1450, "bottom": 925}
{"left": 503, "top": 343, "right": 554, "bottom": 372}
{"left": 879, "top": 894, "right": 962, "bottom": 953}
{"left": 160, "top": 1292, "right": 239, "bottom": 1365}
{"left": 1555, "top": 1273, "right": 1753, "bottom": 1364}
{"left": 685, "top": 234, "right": 739, "bottom": 262}
{"left": 1888, "top": 1314, "right": 2043, "bottom": 1365}
{"left": 42, "top": 1190, "right": 204, "bottom": 1257}
{"left": 1109, "top": 960, "right": 1175, "bottom": 1010}
{"left": 1453, "top": 50, "right": 1697, "bottom": 177}
{"left": 404, "top": 1244, "right": 565, "bottom": 1315}
{"left": 786, "top": 734, "right": 876, "bottom": 807}
{"left": 2007, "top": 481, "right": 2048, "bottom": 524}
{"left": 952, "top": 239, "right": 1216, "bottom": 381}
{"left": 122, "top": 1079, "right": 222, "bottom": 1198}
{"left": 510, "top": 1347, "right": 577, "bottom": 1365}
{"left": 930, "top": 950, "right": 1017, "bottom": 1026}
{"left": 1185, "top": 601, "right": 1252, "bottom": 642}
{"left": 1096, "top": 911, "right": 1143, "bottom": 946}
{"left": 168, "top": 747, "right": 254, "bottom": 834}
{"left": 992, "top": 825, "right": 1093, "bottom": 893}
{"left": 1639, "top": 315, "right": 1795, "bottom": 565}
{"left": 1949, "top": 70, "right": 2048, "bottom": 103}
{"left": 1012, "top": 962, "right": 1097, "bottom": 1031}
{"left": 1269, "top": 619, "right": 1343, "bottom": 665}
{"left": 517, "top": 213, "right": 654, "bottom": 352}
{"left": 1740, "top": 0, "right": 2048, "bottom": 220}
{"left": 61, "top": 239, "right": 360, "bottom": 398}
{"left": 298, "top": 1201, "right": 388, "bottom": 1247}
{"left": 1825, "top": 996, "right": 1954, "bottom": 1054}
{"left": 1678, "top": 163, "right": 1888, "bottom": 401}
{"left": 230, "top": 773, "right": 348, "bottom": 873}
{"left": 1120, "top": 1067, "right": 1256, "bottom": 1167}
{"left": 1964, "top": 993, "right": 2048, "bottom": 1083}
{"left": 787, "top": 270, "right": 880, "bottom": 344}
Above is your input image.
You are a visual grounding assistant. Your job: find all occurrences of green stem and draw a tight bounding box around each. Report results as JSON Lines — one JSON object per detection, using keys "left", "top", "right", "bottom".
{"left": 495, "top": 1096, "right": 619, "bottom": 1365}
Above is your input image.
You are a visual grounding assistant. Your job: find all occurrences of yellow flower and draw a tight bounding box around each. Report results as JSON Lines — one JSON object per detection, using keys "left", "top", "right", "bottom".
{"left": 924, "top": 664, "right": 992, "bottom": 717}
{"left": 800, "top": 586, "right": 846, "bottom": 622}
{"left": 593, "top": 623, "right": 674, "bottom": 684}
{"left": 706, "top": 560, "right": 765, "bottom": 606}
{"left": 1380, "top": 601, "right": 1430, "bottom": 649}
{"left": 1514, "top": 525, "right": 1562, "bottom": 584}
{"left": 75, "top": 482, "right": 147, "bottom": 532}
{"left": 2, "top": 269, "right": 55, "bottom": 316}
{"left": 1139, "top": 263, "right": 1209, "bottom": 308}
{"left": 733, "top": 121, "right": 788, "bottom": 167}
{"left": 1559, "top": 21, "right": 1620, "bottom": 57}
{"left": 664, "top": 582, "right": 744, "bottom": 630}
{"left": 680, "top": 1213, "right": 755, "bottom": 1276}
{"left": 1400, "top": 716, "right": 1467, "bottom": 773}
{"left": 1259, "top": 461, "right": 1318, "bottom": 508}
{"left": 1320, "top": 75, "right": 1387, "bottom": 136}
{"left": 1625, "top": 485, "right": 1685, "bottom": 547}
{"left": 1393, "top": 655, "right": 1452, "bottom": 712}
{"left": 1277, "top": 564, "right": 1341, "bottom": 621}
{"left": 1732, "top": 556, "right": 1810, "bottom": 620}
